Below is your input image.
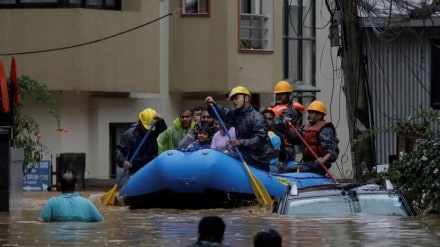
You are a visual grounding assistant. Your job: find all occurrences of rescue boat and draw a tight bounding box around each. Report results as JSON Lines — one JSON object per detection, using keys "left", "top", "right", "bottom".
{"left": 118, "top": 149, "right": 334, "bottom": 209}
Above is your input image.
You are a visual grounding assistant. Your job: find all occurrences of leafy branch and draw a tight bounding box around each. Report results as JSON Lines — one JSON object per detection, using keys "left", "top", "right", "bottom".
{"left": 11, "top": 75, "right": 64, "bottom": 166}
{"left": 363, "top": 109, "right": 440, "bottom": 214}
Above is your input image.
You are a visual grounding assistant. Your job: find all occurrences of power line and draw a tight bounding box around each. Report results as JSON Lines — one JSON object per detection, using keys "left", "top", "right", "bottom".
{"left": 0, "top": 11, "right": 174, "bottom": 56}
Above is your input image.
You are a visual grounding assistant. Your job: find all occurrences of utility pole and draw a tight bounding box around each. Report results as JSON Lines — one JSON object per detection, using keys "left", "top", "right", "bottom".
{"left": 339, "top": 0, "right": 375, "bottom": 182}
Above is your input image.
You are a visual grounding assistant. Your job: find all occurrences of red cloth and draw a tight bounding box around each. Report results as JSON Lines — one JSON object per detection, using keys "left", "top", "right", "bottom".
{"left": 0, "top": 60, "right": 10, "bottom": 113}
{"left": 10, "top": 56, "right": 19, "bottom": 103}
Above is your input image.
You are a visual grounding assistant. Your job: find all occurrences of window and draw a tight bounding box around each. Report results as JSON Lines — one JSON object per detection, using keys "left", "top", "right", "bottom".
{"left": 283, "top": 1, "right": 316, "bottom": 87}
{"left": 285, "top": 193, "right": 411, "bottom": 216}
{"left": 0, "top": 0, "right": 121, "bottom": 10}
{"left": 182, "top": 0, "right": 210, "bottom": 16}
{"left": 239, "top": 0, "right": 273, "bottom": 51}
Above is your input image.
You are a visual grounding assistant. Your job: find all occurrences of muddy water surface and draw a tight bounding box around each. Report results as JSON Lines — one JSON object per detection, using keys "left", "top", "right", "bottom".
{"left": 0, "top": 192, "right": 439, "bottom": 246}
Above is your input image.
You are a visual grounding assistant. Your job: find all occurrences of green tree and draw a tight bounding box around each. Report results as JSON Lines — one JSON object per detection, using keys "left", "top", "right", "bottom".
{"left": 11, "top": 75, "right": 64, "bottom": 168}
{"left": 369, "top": 110, "right": 440, "bottom": 214}
{"left": 386, "top": 110, "right": 440, "bottom": 214}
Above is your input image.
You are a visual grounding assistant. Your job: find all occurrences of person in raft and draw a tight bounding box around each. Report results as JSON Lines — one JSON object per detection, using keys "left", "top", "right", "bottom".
{"left": 205, "top": 86, "right": 271, "bottom": 171}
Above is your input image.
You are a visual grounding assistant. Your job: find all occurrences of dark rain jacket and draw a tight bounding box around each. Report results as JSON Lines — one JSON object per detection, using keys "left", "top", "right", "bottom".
{"left": 287, "top": 120, "right": 340, "bottom": 162}
{"left": 209, "top": 103, "right": 271, "bottom": 171}
{"left": 115, "top": 119, "right": 167, "bottom": 174}
{"left": 272, "top": 104, "right": 302, "bottom": 134}
{"left": 272, "top": 104, "right": 302, "bottom": 161}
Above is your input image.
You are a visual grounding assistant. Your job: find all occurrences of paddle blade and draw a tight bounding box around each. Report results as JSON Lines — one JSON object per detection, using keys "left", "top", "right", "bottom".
{"left": 101, "top": 184, "right": 118, "bottom": 206}
{"left": 243, "top": 162, "right": 273, "bottom": 207}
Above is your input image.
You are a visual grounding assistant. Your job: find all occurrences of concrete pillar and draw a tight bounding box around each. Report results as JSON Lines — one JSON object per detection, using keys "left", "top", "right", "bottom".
{"left": 10, "top": 147, "right": 23, "bottom": 211}
{"left": 292, "top": 81, "right": 321, "bottom": 110}
{"left": 0, "top": 127, "right": 11, "bottom": 212}
{"left": 0, "top": 127, "right": 23, "bottom": 212}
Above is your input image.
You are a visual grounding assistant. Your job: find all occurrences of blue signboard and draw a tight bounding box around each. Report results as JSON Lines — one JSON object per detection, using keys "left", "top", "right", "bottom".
{"left": 22, "top": 160, "right": 51, "bottom": 192}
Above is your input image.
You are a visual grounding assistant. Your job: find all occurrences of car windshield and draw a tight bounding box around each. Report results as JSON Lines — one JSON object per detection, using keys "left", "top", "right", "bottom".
{"left": 286, "top": 192, "right": 410, "bottom": 216}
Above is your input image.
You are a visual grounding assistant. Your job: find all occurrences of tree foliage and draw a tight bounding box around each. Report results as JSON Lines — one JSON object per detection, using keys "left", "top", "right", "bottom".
{"left": 375, "top": 110, "right": 440, "bottom": 214}
{"left": 11, "top": 75, "right": 62, "bottom": 167}
{"left": 388, "top": 136, "right": 440, "bottom": 213}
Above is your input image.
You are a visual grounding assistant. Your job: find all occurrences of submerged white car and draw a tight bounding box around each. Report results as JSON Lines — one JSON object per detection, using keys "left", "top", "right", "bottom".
{"left": 276, "top": 180, "right": 416, "bottom": 216}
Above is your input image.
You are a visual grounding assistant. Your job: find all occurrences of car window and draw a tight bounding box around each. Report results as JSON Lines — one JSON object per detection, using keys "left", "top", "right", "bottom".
{"left": 287, "top": 196, "right": 353, "bottom": 215}
{"left": 357, "top": 194, "right": 409, "bottom": 216}
{"left": 286, "top": 193, "right": 411, "bottom": 216}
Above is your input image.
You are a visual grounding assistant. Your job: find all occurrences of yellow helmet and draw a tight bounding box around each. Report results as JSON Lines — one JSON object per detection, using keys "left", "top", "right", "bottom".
{"left": 274, "top": 80, "right": 293, "bottom": 94}
{"left": 307, "top": 100, "right": 326, "bottom": 115}
{"left": 139, "top": 108, "right": 157, "bottom": 129}
{"left": 229, "top": 86, "right": 251, "bottom": 100}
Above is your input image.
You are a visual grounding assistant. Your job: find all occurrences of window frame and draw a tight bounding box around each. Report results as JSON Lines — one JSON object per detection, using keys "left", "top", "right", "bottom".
{"left": 181, "top": 0, "right": 211, "bottom": 17}
{"left": 238, "top": 0, "right": 274, "bottom": 54}
{"left": 0, "top": 0, "right": 121, "bottom": 10}
{"left": 282, "top": 0, "right": 316, "bottom": 87}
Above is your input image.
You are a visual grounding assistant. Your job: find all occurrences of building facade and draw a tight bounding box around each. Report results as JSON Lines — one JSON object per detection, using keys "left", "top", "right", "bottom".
{"left": 0, "top": 0, "right": 351, "bottom": 180}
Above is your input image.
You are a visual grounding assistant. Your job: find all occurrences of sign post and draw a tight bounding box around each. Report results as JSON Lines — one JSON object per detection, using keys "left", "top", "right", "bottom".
{"left": 23, "top": 160, "right": 51, "bottom": 192}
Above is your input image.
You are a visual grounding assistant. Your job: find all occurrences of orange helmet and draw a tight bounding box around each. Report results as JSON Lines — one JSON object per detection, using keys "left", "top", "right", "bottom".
{"left": 274, "top": 80, "right": 293, "bottom": 94}
{"left": 307, "top": 100, "right": 326, "bottom": 115}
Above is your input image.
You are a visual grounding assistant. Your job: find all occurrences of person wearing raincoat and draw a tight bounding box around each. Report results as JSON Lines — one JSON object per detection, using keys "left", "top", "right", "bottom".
{"left": 157, "top": 107, "right": 194, "bottom": 153}
{"left": 205, "top": 86, "right": 271, "bottom": 171}
{"left": 115, "top": 108, "right": 167, "bottom": 175}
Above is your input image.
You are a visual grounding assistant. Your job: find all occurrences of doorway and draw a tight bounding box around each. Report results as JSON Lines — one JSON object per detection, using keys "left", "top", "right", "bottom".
{"left": 109, "top": 122, "right": 133, "bottom": 179}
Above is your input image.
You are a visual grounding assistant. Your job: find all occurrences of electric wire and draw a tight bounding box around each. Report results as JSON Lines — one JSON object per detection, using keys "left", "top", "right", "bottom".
{"left": 0, "top": 8, "right": 182, "bottom": 56}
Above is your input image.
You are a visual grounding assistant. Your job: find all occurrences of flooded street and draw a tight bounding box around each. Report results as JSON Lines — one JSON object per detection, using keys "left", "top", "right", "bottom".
{"left": 1, "top": 192, "right": 440, "bottom": 246}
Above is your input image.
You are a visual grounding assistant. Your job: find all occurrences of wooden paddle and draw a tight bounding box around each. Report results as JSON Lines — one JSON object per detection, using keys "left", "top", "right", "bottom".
{"left": 210, "top": 104, "right": 273, "bottom": 207}
{"left": 287, "top": 121, "right": 338, "bottom": 184}
{"left": 101, "top": 121, "right": 156, "bottom": 206}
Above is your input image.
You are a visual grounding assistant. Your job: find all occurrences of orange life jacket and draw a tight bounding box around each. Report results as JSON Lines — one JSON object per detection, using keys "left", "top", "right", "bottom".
{"left": 292, "top": 101, "right": 305, "bottom": 112}
{"left": 268, "top": 104, "right": 287, "bottom": 117}
{"left": 268, "top": 101, "right": 304, "bottom": 117}
{"left": 269, "top": 101, "right": 305, "bottom": 147}
{"left": 302, "top": 120, "right": 333, "bottom": 161}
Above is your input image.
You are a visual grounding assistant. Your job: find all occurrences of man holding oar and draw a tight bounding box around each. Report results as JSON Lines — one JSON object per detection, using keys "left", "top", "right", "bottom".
{"left": 103, "top": 108, "right": 165, "bottom": 206}
{"left": 285, "top": 100, "right": 339, "bottom": 176}
{"left": 115, "top": 108, "right": 167, "bottom": 175}
{"left": 205, "top": 86, "right": 271, "bottom": 171}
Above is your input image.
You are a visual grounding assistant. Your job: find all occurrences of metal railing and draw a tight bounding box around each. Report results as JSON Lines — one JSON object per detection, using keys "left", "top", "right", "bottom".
{"left": 240, "top": 13, "right": 269, "bottom": 50}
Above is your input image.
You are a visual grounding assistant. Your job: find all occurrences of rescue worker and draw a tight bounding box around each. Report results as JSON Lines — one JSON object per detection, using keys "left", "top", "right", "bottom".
{"left": 269, "top": 80, "right": 304, "bottom": 164}
{"left": 115, "top": 108, "right": 167, "bottom": 175}
{"left": 286, "top": 100, "right": 339, "bottom": 176}
{"left": 268, "top": 80, "right": 304, "bottom": 116}
{"left": 205, "top": 86, "right": 271, "bottom": 171}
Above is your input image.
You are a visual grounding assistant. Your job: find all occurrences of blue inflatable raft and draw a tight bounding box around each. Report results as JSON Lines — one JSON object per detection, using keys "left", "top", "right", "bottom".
{"left": 118, "top": 149, "right": 334, "bottom": 209}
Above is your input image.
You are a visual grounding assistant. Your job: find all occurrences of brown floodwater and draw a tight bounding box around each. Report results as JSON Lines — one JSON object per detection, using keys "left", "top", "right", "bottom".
{"left": 0, "top": 192, "right": 439, "bottom": 246}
